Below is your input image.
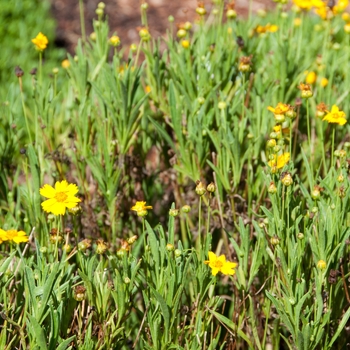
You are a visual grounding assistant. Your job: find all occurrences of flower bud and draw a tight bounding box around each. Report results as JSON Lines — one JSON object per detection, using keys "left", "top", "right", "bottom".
{"left": 227, "top": 9, "right": 237, "bottom": 18}
{"left": 52, "top": 67, "right": 59, "bottom": 75}
{"left": 174, "top": 249, "right": 182, "bottom": 257}
{"left": 267, "top": 139, "right": 277, "bottom": 148}
{"left": 206, "top": 182, "right": 215, "bottom": 193}
{"left": 166, "top": 243, "right": 175, "bottom": 251}
{"left": 73, "top": 285, "right": 86, "bottom": 301}
{"left": 297, "top": 232, "right": 304, "bottom": 240}
{"left": 268, "top": 182, "right": 277, "bottom": 194}
{"left": 109, "top": 35, "right": 121, "bottom": 47}
{"left": 96, "top": 239, "right": 108, "bottom": 254}
{"left": 127, "top": 235, "right": 138, "bottom": 245}
{"left": 317, "top": 260, "right": 326, "bottom": 270}
{"left": 281, "top": 172, "right": 293, "bottom": 186}
{"left": 270, "top": 236, "right": 280, "bottom": 245}
{"left": 218, "top": 101, "right": 226, "bottom": 110}
{"left": 78, "top": 239, "right": 92, "bottom": 252}
{"left": 169, "top": 208, "right": 179, "bottom": 217}
{"left": 177, "top": 29, "right": 187, "bottom": 38}
{"left": 195, "top": 181, "right": 206, "bottom": 196}
{"left": 181, "top": 40, "right": 190, "bottom": 49}
{"left": 311, "top": 186, "right": 321, "bottom": 200}
{"left": 181, "top": 205, "right": 191, "bottom": 213}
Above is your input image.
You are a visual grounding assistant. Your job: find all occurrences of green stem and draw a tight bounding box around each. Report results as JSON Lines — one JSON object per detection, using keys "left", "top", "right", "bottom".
{"left": 79, "top": 0, "right": 86, "bottom": 44}
{"left": 331, "top": 126, "right": 335, "bottom": 168}
{"left": 19, "top": 77, "right": 32, "bottom": 144}
{"left": 197, "top": 197, "right": 202, "bottom": 251}
{"left": 306, "top": 99, "right": 313, "bottom": 184}
{"left": 39, "top": 52, "right": 42, "bottom": 86}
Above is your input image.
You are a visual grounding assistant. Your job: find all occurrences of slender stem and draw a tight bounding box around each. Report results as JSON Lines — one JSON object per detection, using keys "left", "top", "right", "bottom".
{"left": 306, "top": 99, "right": 313, "bottom": 184}
{"left": 79, "top": 0, "right": 86, "bottom": 44}
{"left": 39, "top": 52, "right": 42, "bottom": 86}
{"left": 18, "top": 77, "right": 32, "bottom": 144}
{"left": 331, "top": 126, "right": 335, "bottom": 168}
{"left": 197, "top": 197, "right": 202, "bottom": 250}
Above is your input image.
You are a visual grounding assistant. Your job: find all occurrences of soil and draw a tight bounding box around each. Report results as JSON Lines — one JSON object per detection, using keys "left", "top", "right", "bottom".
{"left": 51, "top": 0, "right": 273, "bottom": 53}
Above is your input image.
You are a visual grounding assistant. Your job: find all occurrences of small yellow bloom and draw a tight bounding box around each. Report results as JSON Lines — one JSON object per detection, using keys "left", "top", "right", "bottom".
{"left": 109, "top": 35, "right": 121, "bottom": 47}
{"left": 181, "top": 39, "right": 190, "bottom": 49}
{"left": 31, "top": 32, "right": 49, "bottom": 51}
{"left": 320, "top": 77, "right": 328, "bottom": 87}
{"left": 40, "top": 180, "right": 81, "bottom": 216}
{"left": 298, "top": 83, "right": 313, "bottom": 98}
{"left": 267, "top": 103, "right": 290, "bottom": 115}
{"left": 131, "top": 201, "right": 152, "bottom": 217}
{"left": 294, "top": 18, "right": 302, "bottom": 26}
{"left": 317, "top": 259, "right": 327, "bottom": 270}
{"left": 334, "top": 0, "right": 349, "bottom": 14}
{"left": 305, "top": 71, "right": 317, "bottom": 85}
{"left": 204, "top": 251, "right": 237, "bottom": 276}
{"left": 322, "top": 105, "right": 347, "bottom": 125}
{"left": 268, "top": 152, "right": 291, "bottom": 169}
{"left": 255, "top": 23, "right": 278, "bottom": 34}
{"left": 61, "top": 59, "right": 70, "bottom": 69}
{"left": 0, "top": 229, "right": 9, "bottom": 244}
{"left": 145, "top": 85, "right": 151, "bottom": 93}
{"left": 5, "top": 230, "right": 29, "bottom": 243}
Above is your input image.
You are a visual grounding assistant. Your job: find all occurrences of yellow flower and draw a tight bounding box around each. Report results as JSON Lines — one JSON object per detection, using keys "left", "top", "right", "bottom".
{"left": 320, "top": 77, "right": 328, "bottom": 87}
{"left": 109, "top": 35, "right": 121, "bottom": 47}
{"left": 204, "top": 251, "right": 237, "bottom": 276}
{"left": 268, "top": 152, "right": 291, "bottom": 169}
{"left": 317, "top": 259, "right": 327, "bottom": 270}
{"left": 322, "top": 105, "right": 347, "bottom": 125}
{"left": 31, "top": 32, "right": 49, "bottom": 51}
{"left": 40, "top": 180, "right": 81, "bottom": 216}
{"left": 293, "top": 0, "right": 313, "bottom": 10}
{"left": 0, "top": 229, "right": 9, "bottom": 244}
{"left": 5, "top": 230, "right": 29, "bottom": 243}
{"left": 267, "top": 103, "right": 290, "bottom": 115}
{"left": 305, "top": 71, "right": 317, "bottom": 84}
{"left": 181, "top": 39, "right": 190, "bottom": 49}
{"left": 294, "top": 18, "right": 302, "bottom": 26}
{"left": 255, "top": 23, "right": 278, "bottom": 34}
{"left": 61, "top": 59, "right": 70, "bottom": 69}
{"left": 131, "top": 201, "right": 152, "bottom": 217}
{"left": 334, "top": 0, "right": 349, "bottom": 14}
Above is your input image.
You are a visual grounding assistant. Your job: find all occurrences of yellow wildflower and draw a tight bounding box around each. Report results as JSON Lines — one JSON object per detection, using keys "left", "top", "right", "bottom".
{"left": 305, "top": 71, "right": 317, "bottom": 84}
{"left": 322, "top": 105, "right": 347, "bottom": 125}
{"left": 5, "top": 230, "right": 29, "bottom": 243}
{"left": 293, "top": 0, "right": 313, "bottom": 10}
{"left": 40, "top": 180, "right": 81, "bottom": 216}
{"left": 131, "top": 201, "right": 152, "bottom": 217}
{"left": 61, "top": 59, "right": 70, "bottom": 69}
{"left": 255, "top": 23, "right": 278, "bottom": 34}
{"left": 31, "top": 32, "right": 49, "bottom": 51}
{"left": 268, "top": 153, "right": 291, "bottom": 169}
{"left": 0, "top": 229, "right": 9, "bottom": 244}
{"left": 319, "top": 77, "right": 328, "bottom": 87}
{"left": 181, "top": 39, "right": 190, "bottom": 49}
{"left": 294, "top": 18, "right": 302, "bottom": 26}
{"left": 109, "top": 35, "right": 121, "bottom": 47}
{"left": 334, "top": 0, "right": 349, "bottom": 14}
{"left": 317, "top": 259, "right": 327, "bottom": 270}
{"left": 204, "top": 251, "right": 237, "bottom": 276}
{"left": 267, "top": 103, "right": 290, "bottom": 115}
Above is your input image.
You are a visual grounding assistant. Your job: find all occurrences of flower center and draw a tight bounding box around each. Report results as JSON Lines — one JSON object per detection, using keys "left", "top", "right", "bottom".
{"left": 56, "top": 192, "right": 68, "bottom": 202}
{"left": 213, "top": 260, "right": 223, "bottom": 268}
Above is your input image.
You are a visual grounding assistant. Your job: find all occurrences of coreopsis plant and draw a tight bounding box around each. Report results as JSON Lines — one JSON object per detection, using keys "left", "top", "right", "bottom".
{"left": 40, "top": 180, "right": 81, "bottom": 215}
{"left": 131, "top": 201, "right": 153, "bottom": 217}
{"left": 323, "top": 105, "right": 347, "bottom": 125}
{"left": 31, "top": 32, "right": 49, "bottom": 51}
{"left": 204, "top": 251, "right": 237, "bottom": 276}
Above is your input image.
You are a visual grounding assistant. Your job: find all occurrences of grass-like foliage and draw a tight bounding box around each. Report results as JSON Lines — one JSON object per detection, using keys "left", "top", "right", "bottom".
{"left": 1, "top": 0, "right": 350, "bottom": 349}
